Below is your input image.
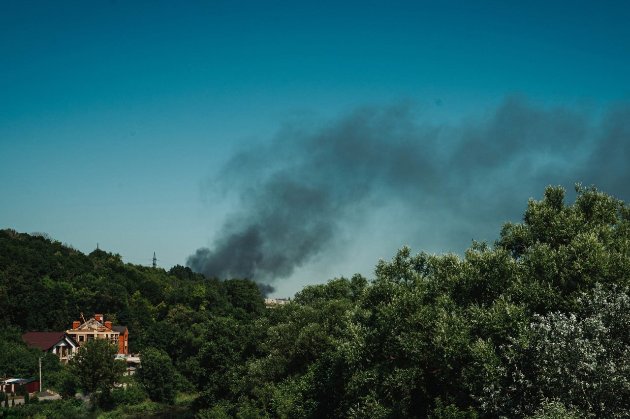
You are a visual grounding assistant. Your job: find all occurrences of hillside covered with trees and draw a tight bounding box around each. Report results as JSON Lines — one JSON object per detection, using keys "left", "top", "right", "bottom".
{"left": 1, "top": 185, "right": 629, "bottom": 418}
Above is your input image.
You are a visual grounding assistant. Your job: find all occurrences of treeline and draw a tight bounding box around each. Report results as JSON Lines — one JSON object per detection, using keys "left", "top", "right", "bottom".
{"left": 0, "top": 230, "right": 264, "bottom": 333}
{"left": 2, "top": 185, "right": 630, "bottom": 418}
{"left": 0, "top": 228, "right": 266, "bottom": 416}
{"left": 189, "top": 185, "right": 630, "bottom": 418}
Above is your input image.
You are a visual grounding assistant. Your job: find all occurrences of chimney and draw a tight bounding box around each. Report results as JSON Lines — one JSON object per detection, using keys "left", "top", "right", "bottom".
{"left": 105, "top": 321, "right": 112, "bottom": 330}
{"left": 72, "top": 321, "right": 80, "bottom": 329}
{"left": 95, "top": 314, "right": 103, "bottom": 323}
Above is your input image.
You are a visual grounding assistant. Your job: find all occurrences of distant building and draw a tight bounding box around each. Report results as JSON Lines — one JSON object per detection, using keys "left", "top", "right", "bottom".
{"left": 1, "top": 378, "right": 40, "bottom": 394}
{"left": 116, "top": 353, "right": 141, "bottom": 375}
{"left": 22, "top": 331, "right": 79, "bottom": 364}
{"left": 112, "top": 325, "right": 129, "bottom": 355}
{"left": 66, "top": 314, "right": 129, "bottom": 355}
{"left": 264, "top": 298, "right": 291, "bottom": 308}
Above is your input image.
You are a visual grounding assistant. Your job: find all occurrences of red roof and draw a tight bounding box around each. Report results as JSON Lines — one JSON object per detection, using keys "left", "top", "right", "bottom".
{"left": 22, "top": 332, "right": 68, "bottom": 351}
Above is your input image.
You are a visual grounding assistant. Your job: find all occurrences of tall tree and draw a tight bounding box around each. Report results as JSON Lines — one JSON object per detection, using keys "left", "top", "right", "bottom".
{"left": 136, "top": 347, "right": 177, "bottom": 404}
{"left": 69, "top": 339, "right": 125, "bottom": 395}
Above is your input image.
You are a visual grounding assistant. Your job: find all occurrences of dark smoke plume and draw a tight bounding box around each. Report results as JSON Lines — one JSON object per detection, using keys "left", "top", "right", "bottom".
{"left": 187, "top": 97, "right": 630, "bottom": 289}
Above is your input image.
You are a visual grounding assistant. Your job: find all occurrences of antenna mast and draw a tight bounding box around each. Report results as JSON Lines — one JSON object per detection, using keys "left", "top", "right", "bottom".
{"left": 152, "top": 252, "right": 157, "bottom": 269}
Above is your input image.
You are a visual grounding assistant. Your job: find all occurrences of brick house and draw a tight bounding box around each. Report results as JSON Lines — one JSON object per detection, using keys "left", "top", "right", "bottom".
{"left": 112, "top": 325, "right": 129, "bottom": 355}
{"left": 66, "top": 314, "right": 129, "bottom": 355}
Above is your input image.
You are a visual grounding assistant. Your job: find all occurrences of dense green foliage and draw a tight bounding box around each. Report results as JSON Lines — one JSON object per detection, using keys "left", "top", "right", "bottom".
{"left": 136, "top": 347, "right": 177, "bottom": 403}
{"left": 193, "top": 185, "right": 630, "bottom": 418}
{"left": 69, "top": 339, "right": 126, "bottom": 396}
{"left": 0, "top": 227, "right": 266, "bottom": 416}
{"left": 2, "top": 398, "right": 90, "bottom": 419}
{"left": 1, "top": 185, "right": 629, "bottom": 418}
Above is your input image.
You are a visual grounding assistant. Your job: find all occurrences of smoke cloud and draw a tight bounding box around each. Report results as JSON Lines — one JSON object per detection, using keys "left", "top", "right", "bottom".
{"left": 187, "top": 97, "right": 630, "bottom": 290}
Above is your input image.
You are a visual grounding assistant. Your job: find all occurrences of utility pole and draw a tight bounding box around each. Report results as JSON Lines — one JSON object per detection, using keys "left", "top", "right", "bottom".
{"left": 39, "top": 356, "right": 42, "bottom": 394}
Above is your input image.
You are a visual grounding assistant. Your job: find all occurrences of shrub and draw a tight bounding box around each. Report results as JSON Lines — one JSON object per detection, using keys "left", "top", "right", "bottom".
{"left": 110, "top": 384, "right": 148, "bottom": 406}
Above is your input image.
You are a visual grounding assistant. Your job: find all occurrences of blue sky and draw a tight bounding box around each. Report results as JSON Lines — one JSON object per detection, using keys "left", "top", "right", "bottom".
{"left": 2, "top": 1, "right": 630, "bottom": 296}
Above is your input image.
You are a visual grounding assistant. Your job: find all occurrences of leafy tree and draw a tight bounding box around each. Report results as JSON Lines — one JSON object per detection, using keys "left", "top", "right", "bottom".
{"left": 526, "top": 400, "right": 581, "bottom": 419}
{"left": 110, "top": 383, "right": 148, "bottom": 406}
{"left": 168, "top": 264, "right": 199, "bottom": 281}
{"left": 69, "top": 339, "right": 126, "bottom": 396}
{"left": 0, "top": 327, "right": 42, "bottom": 377}
{"left": 223, "top": 279, "right": 265, "bottom": 318}
{"left": 136, "top": 347, "right": 176, "bottom": 404}
{"left": 58, "top": 368, "right": 79, "bottom": 399}
{"left": 431, "top": 398, "right": 479, "bottom": 418}
{"left": 500, "top": 285, "right": 630, "bottom": 417}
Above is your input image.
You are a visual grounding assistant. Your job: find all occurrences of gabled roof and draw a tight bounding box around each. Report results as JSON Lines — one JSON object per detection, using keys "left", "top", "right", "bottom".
{"left": 22, "top": 332, "right": 75, "bottom": 351}
{"left": 3, "top": 378, "right": 37, "bottom": 385}
{"left": 76, "top": 318, "right": 105, "bottom": 331}
{"left": 112, "top": 325, "right": 128, "bottom": 333}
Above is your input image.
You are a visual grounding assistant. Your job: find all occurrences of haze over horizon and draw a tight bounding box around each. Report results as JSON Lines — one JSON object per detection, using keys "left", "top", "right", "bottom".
{"left": 2, "top": 1, "right": 630, "bottom": 296}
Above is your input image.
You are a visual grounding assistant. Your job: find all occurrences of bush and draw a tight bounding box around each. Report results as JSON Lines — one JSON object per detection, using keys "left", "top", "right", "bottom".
{"left": 97, "top": 400, "right": 163, "bottom": 418}
{"left": 527, "top": 400, "right": 581, "bottom": 419}
{"left": 110, "top": 384, "right": 148, "bottom": 406}
{"left": 4, "top": 398, "right": 88, "bottom": 418}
